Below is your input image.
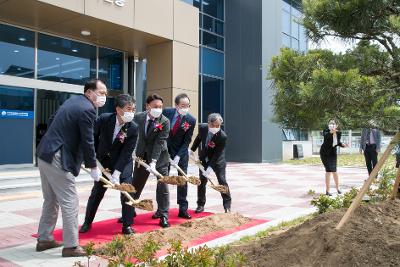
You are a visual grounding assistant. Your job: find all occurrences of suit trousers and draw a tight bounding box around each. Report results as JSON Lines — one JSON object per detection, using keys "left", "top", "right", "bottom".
{"left": 83, "top": 174, "right": 135, "bottom": 227}
{"left": 37, "top": 153, "right": 79, "bottom": 248}
{"left": 132, "top": 162, "right": 170, "bottom": 219}
{"left": 165, "top": 160, "right": 189, "bottom": 212}
{"left": 364, "top": 144, "right": 378, "bottom": 174}
{"left": 197, "top": 165, "right": 231, "bottom": 209}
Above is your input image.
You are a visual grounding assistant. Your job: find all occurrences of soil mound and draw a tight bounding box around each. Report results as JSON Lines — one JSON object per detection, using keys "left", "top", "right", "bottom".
{"left": 235, "top": 200, "right": 400, "bottom": 267}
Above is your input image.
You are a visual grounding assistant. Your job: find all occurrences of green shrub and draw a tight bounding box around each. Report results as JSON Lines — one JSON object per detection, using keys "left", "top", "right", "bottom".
{"left": 311, "top": 187, "right": 359, "bottom": 213}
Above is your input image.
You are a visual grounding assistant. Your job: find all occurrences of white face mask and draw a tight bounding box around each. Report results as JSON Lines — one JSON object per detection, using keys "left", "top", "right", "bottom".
{"left": 177, "top": 108, "right": 189, "bottom": 116}
{"left": 149, "top": 108, "right": 162, "bottom": 118}
{"left": 121, "top": 112, "right": 134, "bottom": 123}
{"left": 328, "top": 123, "right": 336, "bottom": 131}
{"left": 209, "top": 127, "right": 220, "bottom": 135}
{"left": 95, "top": 95, "right": 106, "bottom": 108}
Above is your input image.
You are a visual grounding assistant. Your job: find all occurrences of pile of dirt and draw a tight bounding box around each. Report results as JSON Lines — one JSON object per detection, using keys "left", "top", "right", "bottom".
{"left": 232, "top": 200, "right": 400, "bottom": 266}
{"left": 101, "top": 213, "right": 251, "bottom": 255}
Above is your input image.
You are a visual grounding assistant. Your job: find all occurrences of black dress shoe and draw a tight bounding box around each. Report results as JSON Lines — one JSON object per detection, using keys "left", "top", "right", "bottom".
{"left": 117, "top": 217, "right": 123, "bottom": 223}
{"left": 152, "top": 212, "right": 161, "bottom": 219}
{"left": 178, "top": 211, "right": 192, "bottom": 219}
{"left": 79, "top": 223, "right": 91, "bottom": 233}
{"left": 224, "top": 208, "right": 231, "bottom": 213}
{"left": 122, "top": 226, "right": 135, "bottom": 235}
{"left": 159, "top": 217, "right": 170, "bottom": 228}
{"left": 195, "top": 206, "right": 204, "bottom": 214}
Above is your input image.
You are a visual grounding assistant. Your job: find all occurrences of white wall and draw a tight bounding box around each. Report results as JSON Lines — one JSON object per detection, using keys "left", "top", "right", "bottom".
{"left": 282, "top": 141, "right": 313, "bottom": 160}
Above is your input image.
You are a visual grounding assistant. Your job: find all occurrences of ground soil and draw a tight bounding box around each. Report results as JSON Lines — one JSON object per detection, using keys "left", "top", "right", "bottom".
{"left": 231, "top": 200, "right": 400, "bottom": 267}
{"left": 99, "top": 212, "right": 251, "bottom": 257}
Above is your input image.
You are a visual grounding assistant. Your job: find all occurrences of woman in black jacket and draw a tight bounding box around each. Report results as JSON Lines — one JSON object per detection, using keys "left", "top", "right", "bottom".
{"left": 320, "top": 119, "right": 348, "bottom": 196}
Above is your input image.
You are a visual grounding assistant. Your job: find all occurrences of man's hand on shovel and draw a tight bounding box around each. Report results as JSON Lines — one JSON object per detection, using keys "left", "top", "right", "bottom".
{"left": 133, "top": 156, "right": 187, "bottom": 186}
{"left": 188, "top": 150, "right": 229, "bottom": 194}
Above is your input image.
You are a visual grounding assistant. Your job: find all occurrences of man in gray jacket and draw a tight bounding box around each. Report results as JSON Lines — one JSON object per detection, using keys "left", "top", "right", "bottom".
{"left": 36, "top": 79, "right": 107, "bottom": 257}
{"left": 360, "top": 127, "right": 382, "bottom": 174}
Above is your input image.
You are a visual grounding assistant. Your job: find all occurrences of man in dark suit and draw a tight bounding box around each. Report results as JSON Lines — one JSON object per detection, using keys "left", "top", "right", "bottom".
{"left": 190, "top": 113, "right": 231, "bottom": 213}
{"left": 360, "top": 125, "right": 382, "bottom": 174}
{"left": 132, "top": 94, "right": 171, "bottom": 228}
{"left": 152, "top": 93, "right": 196, "bottom": 220}
{"left": 79, "top": 94, "right": 138, "bottom": 235}
{"left": 36, "top": 79, "right": 107, "bottom": 257}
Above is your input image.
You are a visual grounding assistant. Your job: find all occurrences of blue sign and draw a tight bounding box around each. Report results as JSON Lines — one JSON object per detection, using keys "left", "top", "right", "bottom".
{"left": 0, "top": 109, "right": 34, "bottom": 119}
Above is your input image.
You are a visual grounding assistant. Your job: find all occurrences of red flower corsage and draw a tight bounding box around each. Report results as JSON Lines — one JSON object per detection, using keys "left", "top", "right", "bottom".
{"left": 116, "top": 129, "right": 127, "bottom": 143}
{"left": 154, "top": 123, "right": 164, "bottom": 132}
{"left": 182, "top": 121, "right": 190, "bottom": 131}
{"left": 208, "top": 141, "right": 216, "bottom": 148}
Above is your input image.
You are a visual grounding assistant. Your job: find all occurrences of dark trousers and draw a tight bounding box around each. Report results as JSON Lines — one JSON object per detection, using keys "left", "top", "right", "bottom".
{"left": 132, "top": 160, "right": 170, "bottom": 219}
{"left": 84, "top": 174, "right": 135, "bottom": 227}
{"left": 197, "top": 164, "right": 231, "bottom": 209}
{"left": 171, "top": 160, "right": 189, "bottom": 212}
{"left": 364, "top": 144, "right": 378, "bottom": 174}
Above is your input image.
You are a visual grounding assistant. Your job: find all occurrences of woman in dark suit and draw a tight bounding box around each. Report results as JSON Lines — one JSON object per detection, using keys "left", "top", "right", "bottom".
{"left": 320, "top": 119, "right": 348, "bottom": 196}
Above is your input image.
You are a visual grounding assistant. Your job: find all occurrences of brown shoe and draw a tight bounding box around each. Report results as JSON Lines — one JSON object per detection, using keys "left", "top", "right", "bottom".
{"left": 62, "top": 246, "right": 87, "bottom": 257}
{"left": 36, "top": 240, "right": 63, "bottom": 252}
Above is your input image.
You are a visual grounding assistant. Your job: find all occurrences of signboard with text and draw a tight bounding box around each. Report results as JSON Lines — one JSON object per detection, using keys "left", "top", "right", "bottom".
{"left": 0, "top": 109, "right": 34, "bottom": 119}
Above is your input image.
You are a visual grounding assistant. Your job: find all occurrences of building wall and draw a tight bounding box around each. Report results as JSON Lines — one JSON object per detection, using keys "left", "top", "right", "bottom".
{"left": 225, "top": 0, "right": 263, "bottom": 162}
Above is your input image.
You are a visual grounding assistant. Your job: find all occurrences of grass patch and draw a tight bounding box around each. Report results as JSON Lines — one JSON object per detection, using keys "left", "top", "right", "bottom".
{"left": 283, "top": 153, "right": 395, "bottom": 167}
{"left": 236, "top": 214, "right": 315, "bottom": 244}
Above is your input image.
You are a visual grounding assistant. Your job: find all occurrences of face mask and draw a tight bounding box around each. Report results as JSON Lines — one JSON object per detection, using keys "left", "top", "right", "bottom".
{"left": 209, "top": 127, "right": 220, "bottom": 135}
{"left": 121, "top": 112, "right": 134, "bottom": 123}
{"left": 95, "top": 95, "right": 106, "bottom": 108}
{"left": 149, "top": 108, "right": 162, "bottom": 118}
{"left": 177, "top": 108, "right": 189, "bottom": 116}
{"left": 328, "top": 124, "right": 336, "bottom": 131}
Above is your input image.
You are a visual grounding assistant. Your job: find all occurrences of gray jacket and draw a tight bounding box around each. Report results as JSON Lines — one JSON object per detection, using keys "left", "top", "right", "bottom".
{"left": 133, "top": 111, "right": 170, "bottom": 166}
{"left": 360, "top": 128, "right": 381, "bottom": 151}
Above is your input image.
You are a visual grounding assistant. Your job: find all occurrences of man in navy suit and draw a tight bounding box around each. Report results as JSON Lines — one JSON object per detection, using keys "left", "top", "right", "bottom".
{"left": 152, "top": 93, "right": 196, "bottom": 219}
{"left": 79, "top": 94, "right": 138, "bottom": 235}
{"left": 190, "top": 113, "right": 231, "bottom": 214}
{"left": 36, "top": 79, "right": 107, "bottom": 257}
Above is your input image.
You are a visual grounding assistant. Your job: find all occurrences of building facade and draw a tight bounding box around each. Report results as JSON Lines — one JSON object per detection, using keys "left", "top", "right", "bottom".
{"left": 0, "top": 0, "right": 308, "bottom": 166}
{"left": 0, "top": 0, "right": 199, "bottom": 165}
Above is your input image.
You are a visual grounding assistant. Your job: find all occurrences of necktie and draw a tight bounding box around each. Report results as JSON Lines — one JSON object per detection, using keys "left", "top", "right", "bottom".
{"left": 171, "top": 115, "right": 181, "bottom": 136}
{"left": 146, "top": 119, "right": 153, "bottom": 135}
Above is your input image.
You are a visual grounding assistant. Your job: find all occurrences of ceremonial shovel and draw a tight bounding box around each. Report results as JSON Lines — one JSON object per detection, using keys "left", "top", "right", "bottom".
{"left": 169, "top": 158, "right": 201, "bottom": 185}
{"left": 133, "top": 156, "right": 187, "bottom": 186}
{"left": 188, "top": 153, "right": 229, "bottom": 194}
{"left": 81, "top": 163, "right": 153, "bottom": 211}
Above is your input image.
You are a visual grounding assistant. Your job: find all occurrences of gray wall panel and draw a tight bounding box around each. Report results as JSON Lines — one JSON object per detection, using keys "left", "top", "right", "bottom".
{"left": 225, "top": 0, "right": 263, "bottom": 162}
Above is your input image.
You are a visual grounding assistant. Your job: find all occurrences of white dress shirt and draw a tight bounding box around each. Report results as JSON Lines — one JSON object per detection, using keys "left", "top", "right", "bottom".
{"left": 112, "top": 118, "right": 125, "bottom": 142}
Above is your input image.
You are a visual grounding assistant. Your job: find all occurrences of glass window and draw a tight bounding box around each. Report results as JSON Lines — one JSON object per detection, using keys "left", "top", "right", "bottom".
{"left": 202, "top": 76, "right": 224, "bottom": 122}
{"left": 202, "top": 47, "right": 224, "bottom": 78}
{"left": 291, "top": 37, "right": 299, "bottom": 50}
{"left": 202, "top": 31, "right": 224, "bottom": 51}
{"left": 193, "top": 0, "right": 201, "bottom": 9}
{"left": 202, "top": 15, "right": 224, "bottom": 35}
{"left": 282, "top": 33, "right": 291, "bottom": 48}
{"left": 0, "top": 24, "right": 35, "bottom": 78}
{"left": 181, "top": 0, "right": 193, "bottom": 4}
{"left": 282, "top": 0, "right": 291, "bottom": 12}
{"left": 282, "top": 10, "right": 290, "bottom": 34}
{"left": 37, "top": 33, "right": 96, "bottom": 85}
{"left": 0, "top": 86, "right": 34, "bottom": 112}
{"left": 299, "top": 27, "right": 308, "bottom": 52}
{"left": 203, "top": 0, "right": 224, "bottom": 20}
{"left": 292, "top": 19, "right": 299, "bottom": 40}
{"left": 98, "top": 47, "right": 124, "bottom": 90}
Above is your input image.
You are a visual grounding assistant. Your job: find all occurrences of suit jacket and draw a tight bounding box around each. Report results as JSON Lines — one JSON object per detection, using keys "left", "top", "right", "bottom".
{"left": 360, "top": 128, "right": 381, "bottom": 151}
{"left": 163, "top": 108, "right": 196, "bottom": 160}
{"left": 133, "top": 111, "right": 170, "bottom": 165}
{"left": 36, "top": 95, "right": 97, "bottom": 176}
{"left": 319, "top": 129, "right": 345, "bottom": 156}
{"left": 94, "top": 113, "right": 138, "bottom": 178}
{"left": 191, "top": 123, "right": 227, "bottom": 168}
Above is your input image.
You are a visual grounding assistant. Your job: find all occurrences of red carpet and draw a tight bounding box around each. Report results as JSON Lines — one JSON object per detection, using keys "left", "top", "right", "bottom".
{"left": 32, "top": 209, "right": 268, "bottom": 248}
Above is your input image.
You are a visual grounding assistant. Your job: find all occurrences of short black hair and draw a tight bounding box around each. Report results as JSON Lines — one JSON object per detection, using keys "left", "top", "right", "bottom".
{"left": 84, "top": 79, "right": 104, "bottom": 93}
{"left": 146, "top": 94, "right": 163, "bottom": 104}
{"left": 174, "top": 93, "right": 190, "bottom": 105}
{"left": 115, "top": 94, "right": 135, "bottom": 109}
